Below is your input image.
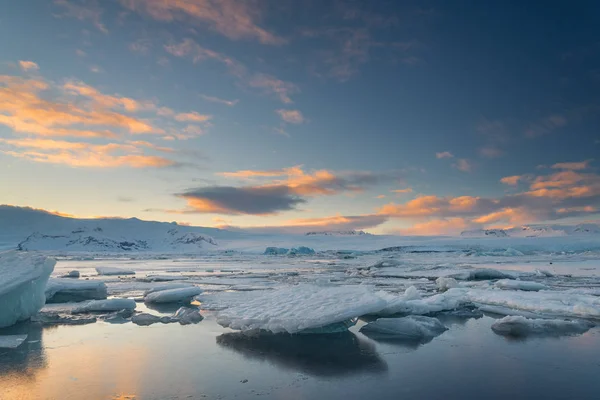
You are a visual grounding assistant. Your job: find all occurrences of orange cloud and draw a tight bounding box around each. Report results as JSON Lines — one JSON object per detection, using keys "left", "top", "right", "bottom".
{"left": 397, "top": 218, "right": 471, "bottom": 236}
{"left": 18, "top": 61, "right": 39, "bottom": 71}
{"left": 219, "top": 165, "right": 304, "bottom": 178}
{"left": 392, "top": 188, "right": 413, "bottom": 194}
{"left": 500, "top": 175, "right": 522, "bottom": 185}
{"left": 174, "top": 112, "right": 212, "bottom": 122}
{"left": 551, "top": 160, "right": 593, "bottom": 170}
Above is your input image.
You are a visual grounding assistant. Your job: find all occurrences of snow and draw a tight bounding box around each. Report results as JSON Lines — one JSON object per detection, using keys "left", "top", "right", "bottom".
{"left": 0, "top": 334, "right": 28, "bottom": 349}
{"left": 96, "top": 266, "right": 135, "bottom": 276}
{"left": 360, "top": 316, "right": 448, "bottom": 340}
{"left": 215, "top": 284, "right": 390, "bottom": 334}
{"left": 45, "top": 278, "right": 108, "bottom": 302}
{"left": 143, "top": 287, "right": 202, "bottom": 303}
{"left": 72, "top": 298, "right": 136, "bottom": 313}
{"left": 491, "top": 316, "right": 594, "bottom": 337}
{"left": 0, "top": 251, "right": 55, "bottom": 328}
{"left": 495, "top": 279, "right": 548, "bottom": 291}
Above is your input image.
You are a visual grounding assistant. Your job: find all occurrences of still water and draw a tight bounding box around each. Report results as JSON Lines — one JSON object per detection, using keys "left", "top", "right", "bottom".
{"left": 1, "top": 315, "right": 599, "bottom": 400}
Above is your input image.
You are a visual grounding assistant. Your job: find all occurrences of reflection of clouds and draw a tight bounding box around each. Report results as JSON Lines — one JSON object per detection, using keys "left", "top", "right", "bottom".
{"left": 217, "top": 331, "right": 387, "bottom": 377}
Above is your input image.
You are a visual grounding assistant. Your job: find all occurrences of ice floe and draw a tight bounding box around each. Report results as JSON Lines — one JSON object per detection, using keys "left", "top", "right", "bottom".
{"left": 495, "top": 279, "right": 548, "bottom": 292}
{"left": 491, "top": 315, "right": 594, "bottom": 337}
{"left": 132, "top": 313, "right": 173, "bottom": 326}
{"left": 143, "top": 287, "right": 202, "bottom": 304}
{"left": 45, "top": 278, "right": 108, "bottom": 303}
{"left": 0, "top": 251, "right": 55, "bottom": 328}
{"left": 360, "top": 316, "right": 448, "bottom": 341}
{"left": 173, "top": 307, "right": 204, "bottom": 325}
{"left": 72, "top": 298, "right": 136, "bottom": 313}
{"left": 95, "top": 266, "right": 135, "bottom": 276}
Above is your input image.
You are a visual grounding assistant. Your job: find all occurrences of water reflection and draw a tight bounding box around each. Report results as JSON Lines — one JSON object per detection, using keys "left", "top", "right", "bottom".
{"left": 217, "top": 331, "right": 387, "bottom": 377}
{"left": 0, "top": 322, "right": 47, "bottom": 379}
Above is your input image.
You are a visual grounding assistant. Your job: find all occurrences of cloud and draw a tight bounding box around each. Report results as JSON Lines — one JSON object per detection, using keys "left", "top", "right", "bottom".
{"left": 0, "top": 138, "right": 176, "bottom": 168}
{"left": 176, "top": 185, "right": 305, "bottom": 215}
{"left": 200, "top": 94, "right": 238, "bottom": 106}
{"left": 479, "top": 146, "right": 504, "bottom": 158}
{"left": 219, "top": 165, "right": 303, "bottom": 178}
{"left": 500, "top": 175, "right": 523, "bottom": 185}
{"left": 249, "top": 74, "right": 299, "bottom": 104}
{"left": 18, "top": 61, "right": 39, "bottom": 71}
{"left": 396, "top": 217, "right": 472, "bottom": 236}
{"left": 525, "top": 114, "right": 568, "bottom": 138}
{"left": 119, "top": 0, "right": 285, "bottom": 45}
{"left": 552, "top": 160, "right": 593, "bottom": 171}
{"left": 453, "top": 158, "right": 472, "bottom": 172}
{"left": 436, "top": 151, "right": 453, "bottom": 159}
{"left": 174, "top": 112, "right": 212, "bottom": 123}
{"left": 276, "top": 109, "right": 305, "bottom": 124}
{"left": 392, "top": 188, "right": 413, "bottom": 194}
{"left": 54, "top": 0, "right": 107, "bottom": 33}
{"left": 272, "top": 127, "right": 290, "bottom": 137}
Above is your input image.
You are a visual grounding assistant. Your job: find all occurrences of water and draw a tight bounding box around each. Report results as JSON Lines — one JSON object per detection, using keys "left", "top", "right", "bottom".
{"left": 1, "top": 315, "right": 599, "bottom": 399}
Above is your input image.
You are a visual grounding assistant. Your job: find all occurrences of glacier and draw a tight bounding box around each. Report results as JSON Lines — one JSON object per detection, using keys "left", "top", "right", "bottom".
{"left": 0, "top": 251, "right": 55, "bottom": 328}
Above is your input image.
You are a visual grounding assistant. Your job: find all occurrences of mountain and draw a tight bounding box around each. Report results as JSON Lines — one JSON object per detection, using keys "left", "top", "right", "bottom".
{"left": 0, "top": 205, "right": 243, "bottom": 253}
{"left": 460, "top": 229, "right": 508, "bottom": 238}
{"left": 461, "top": 224, "right": 600, "bottom": 238}
{"left": 305, "top": 230, "right": 371, "bottom": 236}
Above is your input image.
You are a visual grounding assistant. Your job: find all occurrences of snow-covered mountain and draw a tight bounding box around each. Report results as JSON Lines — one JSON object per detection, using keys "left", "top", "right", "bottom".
{"left": 460, "top": 229, "right": 508, "bottom": 238}
{"left": 461, "top": 224, "right": 600, "bottom": 238}
{"left": 0, "top": 205, "right": 238, "bottom": 253}
{"left": 305, "top": 230, "right": 371, "bottom": 236}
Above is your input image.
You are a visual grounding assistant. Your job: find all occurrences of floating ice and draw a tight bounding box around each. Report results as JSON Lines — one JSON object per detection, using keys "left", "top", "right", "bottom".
{"left": 0, "top": 334, "right": 28, "bottom": 349}
{"left": 495, "top": 279, "right": 548, "bottom": 292}
{"left": 216, "top": 284, "right": 390, "bottom": 334}
{"left": 132, "top": 313, "right": 173, "bottom": 326}
{"left": 0, "top": 251, "right": 55, "bottom": 328}
{"left": 103, "top": 309, "right": 134, "bottom": 324}
{"left": 534, "top": 269, "right": 555, "bottom": 277}
{"left": 63, "top": 270, "right": 80, "bottom": 278}
{"left": 380, "top": 288, "right": 465, "bottom": 316}
{"left": 173, "top": 307, "right": 204, "bottom": 325}
{"left": 45, "top": 278, "right": 108, "bottom": 303}
{"left": 436, "top": 277, "right": 459, "bottom": 292}
{"left": 31, "top": 313, "right": 97, "bottom": 326}
{"left": 72, "top": 298, "right": 136, "bottom": 313}
{"left": 143, "top": 287, "right": 202, "bottom": 304}
{"left": 360, "top": 316, "right": 448, "bottom": 340}
{"left": 450, "top": 269, "right": 516, "bottom": 281}
{"left": 143, "top": 283, "right": 195, "bottom": 296}
{"left": 95, "top": 266, "right": 135, "bottom": 276}
{"left": 287, "top": 246, "right": 315, "bottom": 255}
{"left": 139, "top": 275, "right": 188, "bottom": 282}
{"left": 264, "top": 247, "right": 289, "bottom": 255}
{"left": 491, "top": 316, "right": 594, "bottom": 337}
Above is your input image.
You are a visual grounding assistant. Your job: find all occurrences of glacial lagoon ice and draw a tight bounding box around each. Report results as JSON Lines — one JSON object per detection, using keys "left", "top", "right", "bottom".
{"left": 45, "top": 278, "right": 108, "bottom": 303}
{"left": 144, "top": 287, "right": 202, "bottom": 304}
{"left": 360, "top": 316, "right": 448, "bottom": 340}
{"left": 491, "top": 315, "right": 594, "bottom": 337}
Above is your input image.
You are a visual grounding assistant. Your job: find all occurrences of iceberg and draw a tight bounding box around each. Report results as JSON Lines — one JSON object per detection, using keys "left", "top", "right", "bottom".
{"left": 436, "top": 277, "right": 459, "bottom": 292}
{"left": 287, "top": 246, "right": 316, "bottom": 255}
{"left": 0, "top": 334, "right": 28, "bottom": 349}
{"left": 95, "top": 266, "right": 135, "bottom": 276}
{"left": 491, "top": 316, "right": 594, "bottom": 337}
{"left": 379, "top": 287, "right": 464, "bottom": 316}
{"left": 72, "top": 298, "right": 136, "bottom": 313}
{"left": 360, "top": 316, "right": 448, "bottom": 340}
{"left": 495, "top": 279, "right": 548, "bottom": 292}
{"left": 0, "top": 251, "right": 56, "bottom": 328}
{"left": 143, "top": 283, "right": 195, "bottom": 296}
{"left": 173, "top": 307, "right": 204, "bottom": 325}
{"left": 62, "top": 270, "right": 80, "bottom": 278}
{"left": 215, "top": 284, "right": 390, "bottom": 334}
{"left": 264, "top": 247, "right": 289, "bottom": 255}
{"left": 45, "top": 278, "right": 108, "bottom": 303}
{"left": 143, "top": 287, "right": 202, "bottom": 304}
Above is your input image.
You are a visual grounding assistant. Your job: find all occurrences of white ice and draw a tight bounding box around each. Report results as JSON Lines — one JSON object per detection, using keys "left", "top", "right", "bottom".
{"left": 491, "top": 315, "right": 594, "bottom": 337}
{"left": 495, "top": 279, "right": 548, "bottom": 291}
{"left": 45, "top": 278, "right": 108, "bottom": 302}
{"left": 436, "top": 277, "right": 460, "bottom": 291}
{"left": 95, "top": 266, "right": 135, "bottom": 276}
{"left": 360, "top": 316, "right": 448, "bottom": 340}
{"left": 215, "top": 284, "right": 390, "bottom": 334}
{"left": 0, "top": 251, "right": 55, "bottom": 328}
{"left": 143, "top": 287, "right": 202, "bottom": 303}
{"left": 0, "top": 334, "right": 28, "bottom": 349}
{"left": 72, "top": 298, "right": 136, "bottom": 313}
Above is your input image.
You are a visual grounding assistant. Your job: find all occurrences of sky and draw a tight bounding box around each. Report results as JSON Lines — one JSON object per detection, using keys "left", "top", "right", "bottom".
{"left": 1, "top": 0, "right": 599, "bottom": 235}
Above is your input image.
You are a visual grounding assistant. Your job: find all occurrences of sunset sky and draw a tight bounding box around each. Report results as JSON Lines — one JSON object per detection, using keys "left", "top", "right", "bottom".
{"left": 1, "top": 0, "right": 599, "bottom": 235}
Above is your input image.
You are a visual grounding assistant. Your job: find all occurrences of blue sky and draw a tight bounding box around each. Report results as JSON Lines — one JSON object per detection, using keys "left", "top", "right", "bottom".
{"left": 1, "top": 0, "right": 599, "bottom": 234}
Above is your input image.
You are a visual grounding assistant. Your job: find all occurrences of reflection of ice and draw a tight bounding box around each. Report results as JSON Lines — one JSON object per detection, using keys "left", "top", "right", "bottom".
{"left": 217, "top": 331, "right": 387, "bottom": 377}
{"left": 0, "top": 322, "right": 47, "bottom": 378}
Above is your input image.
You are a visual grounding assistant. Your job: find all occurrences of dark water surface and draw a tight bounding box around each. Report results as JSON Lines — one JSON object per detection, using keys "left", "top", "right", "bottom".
{"left": 1, "top": 315, "right": 599, "bottom": 399}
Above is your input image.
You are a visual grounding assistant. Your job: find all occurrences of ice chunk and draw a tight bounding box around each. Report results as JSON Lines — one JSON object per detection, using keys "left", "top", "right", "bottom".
{"left": 143, "top": 283, "right": 195, "bottom": 296}
{"left": 495, "top": 279, "right": 548, "bottom": 292}
{"left": 62, "top": 270, "right": 80, "bottom": 278}
{"left": 0, "top": 334, "right": 28, "bottom": 349}
{"left": 72, "top": 298, "right": 136, "bottom": 313}
{"left": 31, "top": 313, "right": 97, "bottom": 326}
{"left": 45, "top": 278, "right": 108, "bottom": 303}
{"left": 216, "top": 284, "right": 390, "bottom": 334}
{"left": 534, "top": 269, "right": 555, "bottom": 277}
{"left": 173, "top": 307, "right": 204, "bottom": 325}
{"left": 139, "top": 275, "right": 188, "bottom": 282}
{"left": 450, "top": 269, "right": 516, "bottom": 281}
{"left": 491, "top": 316, "right": 594, "bottom": 337}
{"left": 264, "top": 247, "right": 289, "bottom": 255}
{"left": 380, "top": 289, "right": 465, "bottom": 316}
{"left": 102, "top": 309, "right": 134, "bottom": 324}
{"left": 132, "top": 313, "right": 173, "bottom": 326}
{"left": 0, "top": 251, "right": 56, "bottom": 328}
{"left": 143, "top": 287, "right": 202, "bottom": 304}
{"left": 287, "top": 246, "right": 315, "bottom": 255}
{"left": 95, "top": 266, "right": 135, "bottom": 276}
{"left": 360, "top": 316, "right": 448, "bottom": 340}
{"left": 436, "top": 277, "right": 459, "bottom": 292}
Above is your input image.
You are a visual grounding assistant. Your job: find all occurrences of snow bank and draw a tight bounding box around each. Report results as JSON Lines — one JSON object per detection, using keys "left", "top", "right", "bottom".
{"left": 216, "top": 284, "right": 390, "bottom": 334}
{"left": 495, "top": 279, "right": 548, "bottom": 292}
{"left": 96, "top": 266, "right": 135, "bottom": 276}
{"left": 45, "top": 278, "right": 107, "bottom": 303}
{"left": 0, "top": 251, "right": 55, "bottom": 328}
{"left": 72, "top": 298, "right": 136, "bottom": 313}
{"left": 143, "top": 287, "right": 202, "bottom": 304}
{"left": 491, "top": 316, "right": 594, "bottom": 337}
{"left": 0, "top": 334, "right": 28, "bottom": 349}
{"left": 360, "top": 316, "right": 447, "bottom": 340}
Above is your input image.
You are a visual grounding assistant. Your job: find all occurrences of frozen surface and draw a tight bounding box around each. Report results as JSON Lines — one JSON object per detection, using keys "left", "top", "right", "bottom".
{"left": 0, "top": 334, "right": 28, "bottom": 349}
{"left": 0, "top": 251, "right": 55, "bottom": 328}
{"left": 45, "top": 278, "right": 107, "bottom": 303}
{"left": 360, "top": 316, "right": 448, "bottom": 340}
{"left": 495, "top": 280, "right": 548, "bottom": 292}
{"left": 144, "top": 287, "right": 202, "bottom": 304}
{"left": 95, "top": 266, "right": 135, "bottom": 276}
{"left": 491, "top": 316, "right": 594, "bottom": 337}
{"left": 72, "top": 299, "right": 136, "bottom": 313}
{"left": 216, "top": 284, "right": 390, "bottom": 334}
